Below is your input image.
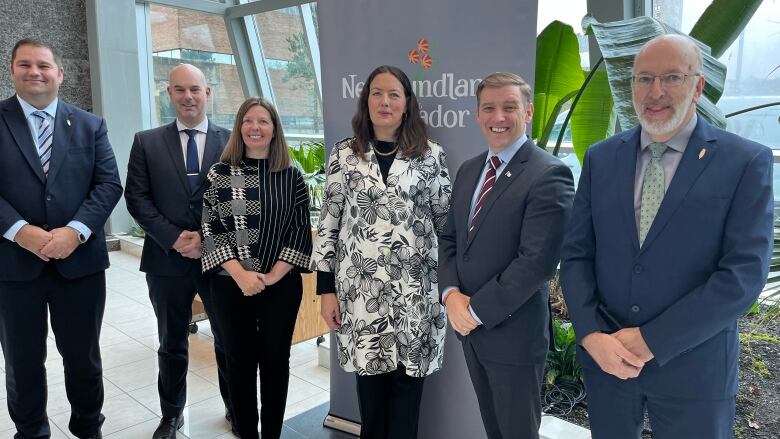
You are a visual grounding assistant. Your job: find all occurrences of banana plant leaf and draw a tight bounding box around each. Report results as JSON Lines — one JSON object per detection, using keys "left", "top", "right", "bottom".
{"left": 570, "top": 69, "right": 616, "bottom": 163}
{"left": 582, "top": 15, "right": 728, "bottom": 131}
{"left": 533, "top": 21, "right": 584, "bottom": 148}
{"left": 689, "top": 0, "right": 764, "bottom": 59}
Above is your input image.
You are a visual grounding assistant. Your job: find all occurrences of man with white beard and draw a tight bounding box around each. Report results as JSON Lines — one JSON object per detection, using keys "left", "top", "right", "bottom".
{"left": 560, "top": 34, "right": 773, "bottom": 439}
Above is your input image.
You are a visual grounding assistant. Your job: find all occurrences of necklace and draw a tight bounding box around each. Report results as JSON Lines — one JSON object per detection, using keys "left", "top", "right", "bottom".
{"left": 373, "top": 143, "right": 399, "bottom": 157}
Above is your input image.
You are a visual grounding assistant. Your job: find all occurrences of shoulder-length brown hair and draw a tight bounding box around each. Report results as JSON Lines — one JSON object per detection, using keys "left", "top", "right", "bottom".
{"left": 220, "top": 97, "right": 292, "bottom": 172}
{"left": 351, "top": 65, "right": 428, "bottom": 159}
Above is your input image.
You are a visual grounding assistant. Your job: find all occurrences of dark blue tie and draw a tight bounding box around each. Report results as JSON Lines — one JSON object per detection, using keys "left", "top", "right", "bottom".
{"left": 183, "top": 129, "right": 199, "bottom": 192}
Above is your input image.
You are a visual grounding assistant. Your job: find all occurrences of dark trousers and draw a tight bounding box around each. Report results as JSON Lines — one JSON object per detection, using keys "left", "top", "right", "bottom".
{"left": 583, "top": 368, "right": 736, "bottom": 439}
{"left": 462, "top": 339, "right": 544, "bottom": 439}
{"left": 147, "top": 265, "right": 231, "bottom": 417}
{"left": 0, "top": 265, "right": 106, "bottom": 439}
{"left": 355, "top": 363, "right": 426, "bottom": 439}
{"left": 210, "top": 272, "right": 303, "bottom": 439}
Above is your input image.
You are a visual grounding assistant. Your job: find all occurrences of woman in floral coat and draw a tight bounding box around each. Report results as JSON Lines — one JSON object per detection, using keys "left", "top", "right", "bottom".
{"left": 311, "top": 65, "right": 450, "bottom": 439}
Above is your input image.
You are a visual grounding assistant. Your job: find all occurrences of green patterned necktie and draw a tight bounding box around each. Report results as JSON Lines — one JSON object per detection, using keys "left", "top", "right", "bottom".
{"left": 639, "top": 142, "right": 668, "bottom": 246}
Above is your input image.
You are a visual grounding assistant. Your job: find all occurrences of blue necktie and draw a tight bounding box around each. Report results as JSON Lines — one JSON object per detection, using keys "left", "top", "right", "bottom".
{"left": 183, "top": 129, "right": 199, "bottom": 192}
{"left": 32, "top": 111, "right": 53, "bottom": 176}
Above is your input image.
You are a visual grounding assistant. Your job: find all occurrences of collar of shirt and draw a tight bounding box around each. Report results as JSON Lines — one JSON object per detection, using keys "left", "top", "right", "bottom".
{"left": 176, "top": 117, "right": 209, "bottom": 134}
{"left": 486, "top": 134, "right": 527, "bottom": 172}
{"left": 17, "top": 95, "right": 58, "bottom": 121}
{"left": 639, "top": 113, "right": 697, "bottom": 154}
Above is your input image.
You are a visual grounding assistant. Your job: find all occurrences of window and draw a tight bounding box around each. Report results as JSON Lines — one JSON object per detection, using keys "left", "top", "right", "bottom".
{"left": 249, "top": 4, "right": 323, "bottom": 137}
{"left": 149, "top": 5, "right": 245, "bottom": 129}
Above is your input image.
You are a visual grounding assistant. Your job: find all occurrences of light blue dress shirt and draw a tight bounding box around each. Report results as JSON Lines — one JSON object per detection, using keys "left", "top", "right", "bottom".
{"left": 2, "top": 96, "right": 92, "bottom": 243}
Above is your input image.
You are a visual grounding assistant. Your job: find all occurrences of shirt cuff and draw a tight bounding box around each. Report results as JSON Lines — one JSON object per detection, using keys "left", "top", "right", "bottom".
{"left": 3, "top": 220, "right": 28, "bottom": 241}
{"left": 67, "top": 221, "right": 92, "bottom": 243}
{"left": 469, "top": 305, "right": 483, "bottom": 325}
{"left": 316, "top": 270, "right": 337, "bottom": 295}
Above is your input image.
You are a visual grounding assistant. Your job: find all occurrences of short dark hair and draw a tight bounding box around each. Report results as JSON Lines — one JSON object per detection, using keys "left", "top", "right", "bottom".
{"left": 476, "top": 72, "right": 532, "bottom": 107}
{"left": 351, "top": 65, "right": 429, "bottom": 159}
{"left": 220, "top": 97, "right": 292, "bottom": 172}
{"left": 11, "top": 38, "right": 63, "bottom": 67}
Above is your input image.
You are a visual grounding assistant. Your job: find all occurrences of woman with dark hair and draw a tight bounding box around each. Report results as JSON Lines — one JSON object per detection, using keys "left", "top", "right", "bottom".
{"left": 311, "top": 65, "right": 451, "bottom": 438}
{"left": 201, "top": 97, "right": 312, "bottom": 439}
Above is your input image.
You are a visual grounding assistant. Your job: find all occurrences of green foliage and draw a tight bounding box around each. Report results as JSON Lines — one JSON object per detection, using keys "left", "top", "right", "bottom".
{"left": 283, "top": 32, "right": 316, "bottom": 86}
{"left": 569, "top": 69, "right": 615, "bottom": 163}
{"left": 289, "top": 141, "right": 326, "bottom": 211}
{"left": 689, "top": 0, "right": 764, "bottom": 59}
{"left": 128, "top": 219, "right": 145, "bottom": 238}
{"left": 546, "top": 319, "right": 583, "bottom": 385}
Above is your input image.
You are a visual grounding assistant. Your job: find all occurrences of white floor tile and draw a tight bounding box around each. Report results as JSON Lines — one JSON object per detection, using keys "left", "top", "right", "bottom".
{"left": 179, "top": 395, "right": 231, "bottom": 439}
{"left": 103, "top": 418, "right": 189, "bottom": 438}
{"left": 101, "top": 339, "right": 156, "bottom": 371}
{"left": 291, "top": 359, "right": 330, "bottom": 391}
{"left": 104, "top": 356, "right": 159, "bottom": 392}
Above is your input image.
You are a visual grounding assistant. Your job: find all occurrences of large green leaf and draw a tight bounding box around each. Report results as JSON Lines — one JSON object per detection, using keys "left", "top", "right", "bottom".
{"left": 570, "top": 69, "right": 616, "bottom": 163}
{"left": 534, "top": 21, "right": 584, "bottom": 147}
{"left": 582, "top": 15, "right": 728, "bottom": 130}
{"left": 689, "top": 0, "right": 764, "bottom": 59}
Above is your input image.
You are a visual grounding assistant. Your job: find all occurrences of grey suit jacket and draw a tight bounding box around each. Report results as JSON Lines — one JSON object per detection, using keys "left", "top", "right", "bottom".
{"left": 438, "top": 139, "right": 574, "bottom": 365}
{"left": 124, "top": 121, "right": 228, "bottom": 276}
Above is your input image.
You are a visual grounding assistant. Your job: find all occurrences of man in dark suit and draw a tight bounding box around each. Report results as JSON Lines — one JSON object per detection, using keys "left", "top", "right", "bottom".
{"left": 438, "top": 72, "right": 574, "bottom": 439}
{"left": 560, "top": 35, "right": 773, "bottom": 439}
{"left": 124, "top": 64, "right": 232, "bottom": 439}
{"left": 0, "top": 38, "right": 122, "bottom": 439}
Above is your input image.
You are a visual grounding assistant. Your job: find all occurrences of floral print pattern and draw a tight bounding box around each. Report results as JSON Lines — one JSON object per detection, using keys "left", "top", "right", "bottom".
{"left": 311, "top": 138, "right": 451, "bottom": 377}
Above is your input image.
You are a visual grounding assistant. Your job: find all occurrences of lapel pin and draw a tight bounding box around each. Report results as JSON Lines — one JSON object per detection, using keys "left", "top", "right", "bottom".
{"left": 698, "top": 148, "right": 706, "bottom": 159}
{"left": 66, "top": 118, "right": 71, "bottom": 127}
{"left": 505, "top": 171, "right": 512, "bottom": 178}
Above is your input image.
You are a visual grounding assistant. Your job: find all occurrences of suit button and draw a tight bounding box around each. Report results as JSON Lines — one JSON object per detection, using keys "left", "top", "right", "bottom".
{"left": 46, "top": 194, "right": 52, "bottom": 201}
{"left": 189, "top": 203, "right": 195, "bottom": 209}
{"left": 633, "top": 264, "right": 643, "bottom": 274}
{"left": 631, "top": 305, "right": 641, "bottom": 313}
{"left": 43, "top": 224, "right": 50, "bottom": 230}
{"left": 463, "top": 253, "right": 470, "bottom": 262}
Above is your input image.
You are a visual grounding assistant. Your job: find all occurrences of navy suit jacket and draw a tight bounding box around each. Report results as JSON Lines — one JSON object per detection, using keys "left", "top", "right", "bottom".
{"left": 439, "top": 139, "right": 575, "bottom": 365}
{"left": 124, "top": 121, "right": 228, "bottom": 276}
{"left": 0, "top": 96, "right": 122, "bottom": 281}
{"left": 560, "top": 118, "right": 773, "bottom": 398}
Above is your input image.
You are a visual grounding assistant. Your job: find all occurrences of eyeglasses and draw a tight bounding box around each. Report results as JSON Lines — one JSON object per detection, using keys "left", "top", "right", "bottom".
{"left": 631, "top": 73, "right": 701, "bottom": 89}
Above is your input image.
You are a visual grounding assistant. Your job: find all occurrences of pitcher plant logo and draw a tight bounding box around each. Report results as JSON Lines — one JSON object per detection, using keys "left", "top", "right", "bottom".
{"left": 408, "top": 38, "right": 433, "bottom": 80}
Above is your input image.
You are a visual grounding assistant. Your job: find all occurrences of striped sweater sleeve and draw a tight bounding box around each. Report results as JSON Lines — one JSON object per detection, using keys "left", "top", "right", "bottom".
{"left": 278, "top": 168, "right": 313, "bottom": 271}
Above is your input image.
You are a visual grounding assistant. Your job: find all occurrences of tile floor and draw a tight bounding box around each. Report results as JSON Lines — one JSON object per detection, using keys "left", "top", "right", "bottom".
{"left": 0, "top": 251, "right": 331, "bottom": 439}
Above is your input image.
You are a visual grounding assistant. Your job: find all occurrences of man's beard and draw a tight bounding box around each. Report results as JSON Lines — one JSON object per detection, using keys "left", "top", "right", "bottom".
{"left": 634, "top": 85, "right": 697, "bottom": 138}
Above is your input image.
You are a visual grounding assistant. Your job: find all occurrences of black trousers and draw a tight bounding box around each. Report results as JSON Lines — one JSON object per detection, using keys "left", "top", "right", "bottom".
{"left": 463, "top": 339, "right": 545, "bottom": 439}
{"left": 0, "top": 265, "right": 106, "bottom": 439}
{"left": 355, "top": 364, "right": 426, "bottom": 439}
{"left": 147, "top": 265, "right": 231, "bottom": 417}
{"left": 210, "top": 271, "right": 303, "bottom": 439}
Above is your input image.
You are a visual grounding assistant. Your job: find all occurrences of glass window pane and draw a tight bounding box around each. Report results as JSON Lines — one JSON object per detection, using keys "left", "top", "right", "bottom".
{"left": 149, "top": 5, "right": 245, "bottom": 128}
{"left": 250, "top": 4, "right": 324, "bottom": 138}
{"left": 537, "top": 0, "right": 590, "bottom": 70}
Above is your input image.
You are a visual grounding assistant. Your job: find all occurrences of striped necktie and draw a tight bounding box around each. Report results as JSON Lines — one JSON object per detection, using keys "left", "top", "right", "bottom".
{"left": 32, "top": 110, "right": 53, "bottom": 176}
{"left": 469, "top": 155, "right": 502, "bottom": 236}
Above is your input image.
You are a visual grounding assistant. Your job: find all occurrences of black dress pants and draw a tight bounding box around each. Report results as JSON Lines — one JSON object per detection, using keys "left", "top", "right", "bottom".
{"left": 210, "top": 271, "right": 303, "bottom": 439}
{"left": 147, "top": 263, "right": 231, "bottom": 417}
{"left": 0, "top": 265, "right": 106, "bottom": 439}
{"left": 355, "top": 363, "right": 426, "bottom": 439}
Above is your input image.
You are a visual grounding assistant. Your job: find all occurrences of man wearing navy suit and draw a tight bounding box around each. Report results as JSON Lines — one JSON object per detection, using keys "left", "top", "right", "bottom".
{"left": 561, "top": 35, "right": 773, "bottom": 439}
{"left": 0, "top": 39, "right": 122, "bottom": 439}
{"left": 439, "top": 72, "right": 574, "bottom": 439}
{"left": 124, "top": 64, "right": 232, "bottom": 439}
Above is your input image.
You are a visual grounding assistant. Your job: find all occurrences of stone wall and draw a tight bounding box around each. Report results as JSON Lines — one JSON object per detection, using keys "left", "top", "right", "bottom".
{"left": 0, "top": 0, "right": 92, "bottom": 110}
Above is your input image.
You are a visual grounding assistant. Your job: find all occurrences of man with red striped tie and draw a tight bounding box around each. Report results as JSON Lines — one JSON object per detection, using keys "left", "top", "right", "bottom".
{"left": 438, "top": 72, "right": 574, "bottom": 439}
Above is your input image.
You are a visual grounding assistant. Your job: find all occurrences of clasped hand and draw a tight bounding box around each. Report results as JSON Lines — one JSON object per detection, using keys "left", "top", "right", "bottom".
{"left": 173, "top": 230, "right": 201, "bottom": 259}
{"left": 581, "top": 327, "right": 654, "bottom": 380}
{"left": 445, "top": 290, "right": 479, "bottom": 336}
{"left": 17, "top": 225, "right": 79, "bottom": 261}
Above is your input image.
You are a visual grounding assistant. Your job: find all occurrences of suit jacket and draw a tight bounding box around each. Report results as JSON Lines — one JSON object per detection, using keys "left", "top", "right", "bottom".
{"left": 0, "top": 96, "right": 122, "bottom": 281}
{"left": 560, "top": 118, "right": 773, "bottom": 399}
{"left": 438, "top": 139, "right": 574, "bottom": 365}
{"left": 124, "top": 121, "right": 228, "bottom": 276}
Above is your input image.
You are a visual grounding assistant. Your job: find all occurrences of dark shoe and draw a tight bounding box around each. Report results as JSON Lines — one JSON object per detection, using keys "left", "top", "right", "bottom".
{"left": 152, "top": 415, "right": 184, "bottom": 439}
{"left": 225, "top": 409, "right": 240, "bottom": 438}
{"left": 81, "top": 435, "right": 103, "bottom": 439}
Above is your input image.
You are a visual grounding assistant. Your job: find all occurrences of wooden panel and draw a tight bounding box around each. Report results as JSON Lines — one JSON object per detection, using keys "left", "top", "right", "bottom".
{"left": 291, "top": 268, "right": 330, "bottom": 344}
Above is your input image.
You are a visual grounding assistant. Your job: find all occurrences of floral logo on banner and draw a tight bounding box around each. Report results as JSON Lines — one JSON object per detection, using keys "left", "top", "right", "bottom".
{"left": 408, "top": 38, "right": 433, "bottom": 80}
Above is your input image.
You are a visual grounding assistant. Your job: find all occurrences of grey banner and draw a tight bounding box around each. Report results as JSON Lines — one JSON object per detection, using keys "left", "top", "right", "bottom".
{"left": 318, "top": 0, "right": 538, "bottom": 437}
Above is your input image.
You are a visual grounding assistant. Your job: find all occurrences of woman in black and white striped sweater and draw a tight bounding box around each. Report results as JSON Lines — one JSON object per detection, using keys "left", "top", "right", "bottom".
{"left": 201, "top": 96, "right": 312, "bottom": 439}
